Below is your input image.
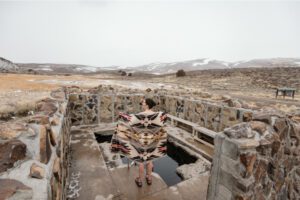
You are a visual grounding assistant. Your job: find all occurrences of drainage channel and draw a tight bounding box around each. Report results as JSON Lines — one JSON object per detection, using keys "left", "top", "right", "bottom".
{"left": 94, "top": 132, "right": 198, "bottom": 187}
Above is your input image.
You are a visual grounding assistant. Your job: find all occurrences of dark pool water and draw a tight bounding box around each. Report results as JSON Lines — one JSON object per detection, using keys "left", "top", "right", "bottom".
{"left": 95, "top": 134, "right": 113, "bottom": 143}
{"left": 95, "top": 133, "right": 197, "bottom": 186}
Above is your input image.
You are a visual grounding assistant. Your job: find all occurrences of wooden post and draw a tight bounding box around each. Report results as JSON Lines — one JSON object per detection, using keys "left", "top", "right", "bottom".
{"left": 293, "top": 90, "right": 295, "bottom": 99}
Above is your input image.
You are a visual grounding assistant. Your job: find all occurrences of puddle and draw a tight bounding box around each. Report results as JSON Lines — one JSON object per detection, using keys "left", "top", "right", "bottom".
{"left": 95, "top": 133, "right": 197, "bottom": 186}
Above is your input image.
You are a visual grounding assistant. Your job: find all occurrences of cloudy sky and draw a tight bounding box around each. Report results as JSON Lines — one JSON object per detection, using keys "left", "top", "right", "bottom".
{"left": 0, "top": 0, "right": 299, "bottom": 67}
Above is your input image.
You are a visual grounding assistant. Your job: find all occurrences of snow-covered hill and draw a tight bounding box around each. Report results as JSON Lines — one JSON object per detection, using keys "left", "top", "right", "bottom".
{"left": 17, "top": 63, "right": 111, "bottom": 74}
{"left": 130, "top": 58, "right": 231, "bottom": 74}
{"left": 1, "top": 57, "right": 300, "bottom": 75}
{"left": 125, "top": 58, "right": 300, "bottom": 74}
{"left": 0, "top": 57, "right": 19, "bottom": 72}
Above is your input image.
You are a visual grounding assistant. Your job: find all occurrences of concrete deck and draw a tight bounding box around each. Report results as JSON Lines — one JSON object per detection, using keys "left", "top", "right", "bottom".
{"left": 68, "top": 128, "right": 120, "bottom": 199}
{"left": 68, "top": 124, "right": 211, "bottom": 200}
{"left": 141, "top": 174, "right": 209, "bottom": 200}
{"left": 110, "top": 166, "right": 168, "bottom": 200}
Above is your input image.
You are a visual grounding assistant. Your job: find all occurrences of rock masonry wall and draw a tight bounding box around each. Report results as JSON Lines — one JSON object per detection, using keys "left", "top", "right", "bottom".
{"left": 0, "top": 87, "right": 71, "bottom": 200}
{"left": 68, "top": 92, "right": 252, "bottom": 132}
{"left": 161, "top": 95, "right": 253, "bottom": 132}
{"left": 207, "top": 112, "right": 300, "bottom": 200}
{"left": 68, "top": 93, "right": 145, "bottom": 125}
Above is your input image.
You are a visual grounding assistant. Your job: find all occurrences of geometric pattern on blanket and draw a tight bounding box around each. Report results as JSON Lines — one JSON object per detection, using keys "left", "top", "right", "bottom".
{"left": 111, "top": 111, "right": 168, "bottom": 163}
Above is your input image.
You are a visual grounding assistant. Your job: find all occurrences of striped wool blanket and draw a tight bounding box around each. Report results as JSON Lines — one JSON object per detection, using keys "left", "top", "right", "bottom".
{"left": 111, "top": 111, "right": 168, "bottom": 163}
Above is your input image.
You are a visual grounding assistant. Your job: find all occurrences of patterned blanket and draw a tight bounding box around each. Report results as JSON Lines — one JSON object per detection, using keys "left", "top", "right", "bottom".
{"left": 110, "top": 111, "right": 168, "bottom": 163}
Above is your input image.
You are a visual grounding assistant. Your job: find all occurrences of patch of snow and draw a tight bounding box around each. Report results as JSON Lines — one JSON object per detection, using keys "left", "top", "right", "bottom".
{"left": 40, "top": 68, "right": 53, "bottom": 71}
{"left": 233, "top": 62, "right": 240, "bottom": 67}
{"left": 38, "top": 65, "right": 50, "bottom": 68}
{"left": 151, "top": 72, "right": 162, "bottom": 75}
{"left": 192, "top": 58, "right": 213, "bottom": 66}
{"left": 0, "top": 58, "right": 19, "bottom": 70}
{"left": 192, "top": 62, "right": 202, "bottom": 66}
{"left": 167, "top": 69, "right": 175, "bottom": 73}
{"left": 222, "top": 62, "right": 229, "bottom": 67}
{"left": 233, "top": 59, "right": 251, "bottom": 66}
{"left": 146, "top": 63, "right": 164, "bottom": 71}
{"left": 116, "top": 66, "right": 127, "bottom": 69}
{"left": 75, "top": 66, "right": 98, "bottom": 72}
{"left": 295, "top": 62, "right": 300, "bottom": 65}
{"left": 168, "top": 62, "right": 178, "bottom": 66}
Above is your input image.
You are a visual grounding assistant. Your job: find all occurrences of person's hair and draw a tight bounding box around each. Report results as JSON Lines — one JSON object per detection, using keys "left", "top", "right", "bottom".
{"left": 145, "top": 98, "right": 157, "bottom": 109}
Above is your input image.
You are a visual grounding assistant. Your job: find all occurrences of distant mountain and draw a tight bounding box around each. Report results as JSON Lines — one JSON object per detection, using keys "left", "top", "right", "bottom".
{"left": 17, "top": 63, "right": 109, "bottom": 74}
{"left": 125, "top": 58, "right": 231, "bottom": 74}
{"left": 123, "top": 58, "right": 300, "bottom": 74}
{"left": 0, "top": 57, "right": 19, "bottom": 72}
{"left": 1, "top": 57, "right": 300, "bottom": 75}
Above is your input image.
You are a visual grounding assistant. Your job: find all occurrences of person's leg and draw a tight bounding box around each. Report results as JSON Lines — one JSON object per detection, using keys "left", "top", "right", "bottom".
{"left": 135, "top": 162, "right": 144, "bottom": 187}
{"left": 146, "top": 161, "right": 153, "bottom": 184}
{"left": 139, "top": 162, "right": 144, "bottom": 179}
{"left": 146, "top": 161, "right": 153, "bottom": 175}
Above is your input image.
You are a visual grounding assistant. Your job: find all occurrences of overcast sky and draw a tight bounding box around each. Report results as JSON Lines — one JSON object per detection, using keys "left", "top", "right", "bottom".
{"left": 0, "top": 0, "right": 299, "bottom": 67}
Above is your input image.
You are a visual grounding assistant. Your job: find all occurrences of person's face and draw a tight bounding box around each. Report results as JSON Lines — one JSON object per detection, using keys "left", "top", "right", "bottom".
{"left": 141, "top": 99, "right": 149, "bottom": 111}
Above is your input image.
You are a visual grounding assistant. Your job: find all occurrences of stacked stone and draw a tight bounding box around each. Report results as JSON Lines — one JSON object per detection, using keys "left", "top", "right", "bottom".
{"left": 68, "top": 92, "right": 145, "bottom": 125}
{"left": 0, "top": 87, "right": 71, "bottom": 200}
{"left": 208, "top": 112, "right": 300, "bottom": 200}
{"left": 162, "top": 95, "right": 252, "bottom": 132}
{"left": 67, "top": 91, "right": 253, "bottom": 132}
{"left": 66, "top": 85, "right": 253, "bottom": 132}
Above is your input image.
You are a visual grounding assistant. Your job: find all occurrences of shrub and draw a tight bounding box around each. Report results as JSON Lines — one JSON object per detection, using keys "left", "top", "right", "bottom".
{"left": 120, "top": 71, "right": 127, "bottom": 76}
{"left": 176, "top": 69, "right": 186, "bottom": 77}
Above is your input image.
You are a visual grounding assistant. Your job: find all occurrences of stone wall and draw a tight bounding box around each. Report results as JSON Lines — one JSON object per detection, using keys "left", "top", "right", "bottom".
{"left": 161, "top": 95, "right": 253, "bottom": 132}
{"left": 68, "top": 93, "right": 144, "bottom": 125}
{"left": 68, "top": 93, "right": 252, "bottom": 132}
{"left": 0, "top": 87, "right": 71, "bottom": 200}
{"left": 207, "top": 112, "right": 300, "bottom": 200}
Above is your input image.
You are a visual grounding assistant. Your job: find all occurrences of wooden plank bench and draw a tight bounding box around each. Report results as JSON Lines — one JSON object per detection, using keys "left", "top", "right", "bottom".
{"left": 193, "top": 126, "right": 216, "bottom": 148}
{"left": 276, "top": 87, "right": 296, "bottom": 99}
{"left": 167, "top": 114, "right": 217, "bottom": 148}
{"left": 167, "top": 114, "right": 198, "bottom": 130}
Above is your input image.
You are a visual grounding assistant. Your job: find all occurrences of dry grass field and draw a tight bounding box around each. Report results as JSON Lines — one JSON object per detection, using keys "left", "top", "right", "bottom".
{"left": 0, "top": 67, "right": 299, "bottom": 120}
